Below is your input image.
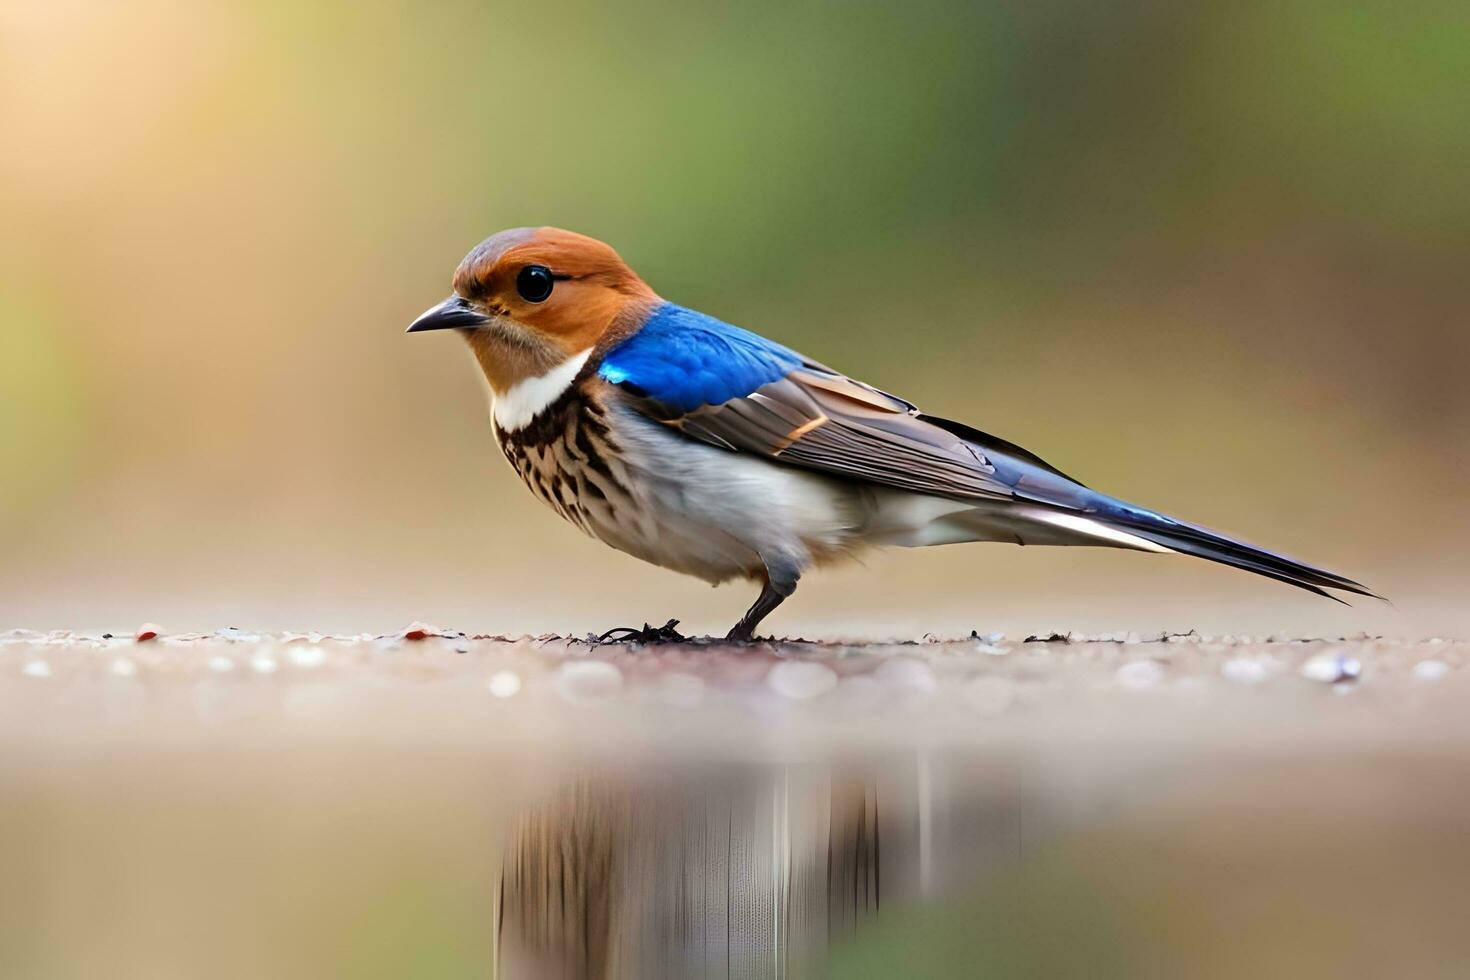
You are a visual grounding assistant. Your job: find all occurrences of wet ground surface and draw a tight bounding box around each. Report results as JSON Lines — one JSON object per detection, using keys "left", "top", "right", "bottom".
{"left": 3, "top": 625, "right": 1466, "bottom": 751}
{"left": 3, "top": 627, "right": 1469, "bottom": 978}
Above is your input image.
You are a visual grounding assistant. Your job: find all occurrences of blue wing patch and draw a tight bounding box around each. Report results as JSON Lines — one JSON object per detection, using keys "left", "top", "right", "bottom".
{"left": 598, "top": 302, "right": 802, "bottom": 412}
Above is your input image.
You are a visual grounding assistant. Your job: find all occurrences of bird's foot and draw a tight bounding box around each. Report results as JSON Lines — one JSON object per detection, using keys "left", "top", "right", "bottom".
{"left": 724, "top": 623, "right": 757, "bottom": 644}
{"left": 594, "top": 619, "right": 687, "bottom": 645}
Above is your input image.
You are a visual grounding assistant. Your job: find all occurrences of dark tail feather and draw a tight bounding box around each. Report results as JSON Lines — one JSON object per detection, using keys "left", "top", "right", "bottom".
{"left": 927, "top": 414, "right": 1377, "bottom": 601}
{"left": 1096, "top": 500, "right": 1379, "bottom": 603}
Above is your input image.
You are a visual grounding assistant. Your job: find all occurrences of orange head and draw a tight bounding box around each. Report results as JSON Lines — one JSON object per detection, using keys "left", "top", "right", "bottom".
{"left": 408, "top": 227, "right": 659, "bottom": 393}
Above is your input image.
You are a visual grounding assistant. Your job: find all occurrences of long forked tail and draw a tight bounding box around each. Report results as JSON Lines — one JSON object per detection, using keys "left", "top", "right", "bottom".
{"left": 1084, "top": 497, "right": 1379, "bottom": 603}
{"left": 911, "top": 413, "right": 1378, "bottom": 602}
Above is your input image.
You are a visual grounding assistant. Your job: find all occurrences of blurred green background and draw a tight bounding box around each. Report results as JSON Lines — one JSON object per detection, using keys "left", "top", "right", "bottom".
{"left": 1, "top": 0, "right": 1465, "bottom": 636}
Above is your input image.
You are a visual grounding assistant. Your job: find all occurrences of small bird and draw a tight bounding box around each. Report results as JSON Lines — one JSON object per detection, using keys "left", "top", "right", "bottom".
{"left": 409, "top": 227, "right": 1372, "bottom": 640}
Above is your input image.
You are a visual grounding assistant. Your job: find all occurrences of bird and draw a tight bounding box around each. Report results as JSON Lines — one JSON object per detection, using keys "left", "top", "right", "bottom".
{"left": 408, "top": 227, "right": 1373, "bottom": 641}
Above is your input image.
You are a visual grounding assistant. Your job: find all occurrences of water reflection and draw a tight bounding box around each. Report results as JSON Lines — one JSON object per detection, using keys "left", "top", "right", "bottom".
{"left": 497, "top": 756, "right": 1047, "bottom": 979}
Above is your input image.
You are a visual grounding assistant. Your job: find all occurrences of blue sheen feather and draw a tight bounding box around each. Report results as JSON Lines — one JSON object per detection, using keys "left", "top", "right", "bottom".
{"left": 598, "top": 302, "right": 802, "bottom": 411}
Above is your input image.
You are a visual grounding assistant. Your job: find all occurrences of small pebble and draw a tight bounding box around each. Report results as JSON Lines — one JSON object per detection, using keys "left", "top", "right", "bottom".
{"left": 135, "top": 624, "right": 163, "bottom": 642}
{"left": 21, "top": 660, "right": 51, "bottom": 678}
{"left": 1116, "top": 660, "right": 1165, "bottom": 690}
{"left": 1411, "top": 659, "right": 1450, "bottom": 682}
{"left": 767, "top": 661, "right": 838, "bottom": 701}
{"left": 401, "top": 622, "right": 444, "bottom": 641}
{"left": 487, "top": 670, "right": 522, "bottom": 699}
{"left": 556, "top": 661, "right": 623, "bottom": 703}
{"left": 1221, "top": 657, "right": 1269, "bottom": 685}
{"left": 964, "top": 676, "right": 1016, "bottom": 715}
{"left": 1300, "top": 651, "right": 1361, "bottom": 684}
{"left": 109, "top": 658, "right": 138, "bottom": 677}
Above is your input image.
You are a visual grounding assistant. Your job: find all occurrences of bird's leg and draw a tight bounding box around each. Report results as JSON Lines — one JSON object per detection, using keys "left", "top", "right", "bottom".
{"left": 725, "top": 573, "right": 797, "bottom": 643}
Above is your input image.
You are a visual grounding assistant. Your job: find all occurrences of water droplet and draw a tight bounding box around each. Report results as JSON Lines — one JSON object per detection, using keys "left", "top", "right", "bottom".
{"left": 1411, "top": 659, "right": 1450, "bottom": 682}
{"left": 1221, "top": 657, "right": 1269, "bottom": 685}
{"left": 487, "top": 670, "right": 522, "bottom": 699}
{"left": 1300, "top": 651, "right": 1360, "bottom": 684}
{"left": 288, "top": 646, "right": 326, "bottom": 669}
{"left": 1116, "top": 660, "right": 1165, "bottom": 690}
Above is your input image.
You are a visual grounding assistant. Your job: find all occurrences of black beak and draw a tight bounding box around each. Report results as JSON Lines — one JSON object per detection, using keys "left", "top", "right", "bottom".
{"left": 407, "top": 295, "right": 489, "bottom": 333}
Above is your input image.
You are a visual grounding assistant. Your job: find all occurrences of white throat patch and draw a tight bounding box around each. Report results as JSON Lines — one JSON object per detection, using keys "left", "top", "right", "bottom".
{"left": 492, "top": 349, "right": 593, "bottom": 433}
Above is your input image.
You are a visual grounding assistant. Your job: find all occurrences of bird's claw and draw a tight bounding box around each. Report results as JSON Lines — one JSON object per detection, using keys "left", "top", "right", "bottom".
{"left": 594, "top": 619, "right": 687, "bottom": 645}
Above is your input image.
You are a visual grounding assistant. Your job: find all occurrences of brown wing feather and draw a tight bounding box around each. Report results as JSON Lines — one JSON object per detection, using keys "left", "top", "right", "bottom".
{"left": 650, "top": 368, "right": 1025, "bottom": 502}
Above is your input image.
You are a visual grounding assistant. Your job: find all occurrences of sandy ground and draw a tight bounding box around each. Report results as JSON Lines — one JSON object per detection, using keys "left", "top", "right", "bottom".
{"left": 3, "top": 627, "right": 1469, "bottom": 978}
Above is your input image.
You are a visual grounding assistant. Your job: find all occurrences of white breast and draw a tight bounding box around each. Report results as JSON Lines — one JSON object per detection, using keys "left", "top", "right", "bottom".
{"left": 492, "top": 350, "right": 592, "bottom": 433}
{"left": 596, "top": 404, "right": 866, "bottom": 585}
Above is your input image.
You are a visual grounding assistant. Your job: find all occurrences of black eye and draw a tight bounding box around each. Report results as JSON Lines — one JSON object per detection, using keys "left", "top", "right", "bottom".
{"left": 516, "top": 265, "right": 555, "bottom": 303}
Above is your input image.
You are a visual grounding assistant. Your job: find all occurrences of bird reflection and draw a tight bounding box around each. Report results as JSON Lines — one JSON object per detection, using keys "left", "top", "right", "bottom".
{"left": 496, "top": 759, "right": 1030, "bottom": 979}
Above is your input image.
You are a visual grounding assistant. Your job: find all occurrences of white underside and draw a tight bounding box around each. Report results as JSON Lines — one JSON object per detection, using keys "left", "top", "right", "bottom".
{"left": 580, "top": 406, "right": 860, "bottom": 587}
{"left": 583, "top": 405, "right": 1168, "bottom": 588}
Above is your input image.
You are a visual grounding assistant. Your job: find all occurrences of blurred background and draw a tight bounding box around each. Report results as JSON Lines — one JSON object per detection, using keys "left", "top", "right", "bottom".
{"left": 4, "top": 6, "right": 1470, "bottom": 978}
{"left": 2, "top": 0, "right": 1466, "bottom": 637}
